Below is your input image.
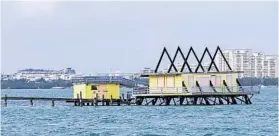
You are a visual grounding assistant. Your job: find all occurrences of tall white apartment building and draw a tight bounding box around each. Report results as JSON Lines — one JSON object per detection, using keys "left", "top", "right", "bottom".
{"left": 263, "top": 55, "right": 278, "bottom": 77}
{"left": 251, "top": 52, "right": 264, "bottom": 77}
{"left": 216, "top": 49, "right": 278, "bottom": 78}
{"left": 215, "top": 49, "right": 252, "bottom": 77}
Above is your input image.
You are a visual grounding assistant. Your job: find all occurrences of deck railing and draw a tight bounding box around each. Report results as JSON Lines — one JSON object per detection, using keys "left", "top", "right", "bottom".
{"left": 72, "top": 76, "right": 148, "bottom": 88}
{"left": 133, "top": 86, "right": 261, "bottom": 95}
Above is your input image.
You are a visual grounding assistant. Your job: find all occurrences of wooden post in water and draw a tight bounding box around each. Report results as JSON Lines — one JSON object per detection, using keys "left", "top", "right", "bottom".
{"left": 122, "top": 93, "right": 125, "bottom": 103}
{"left": 80, "top": 91, "right": 83, "bottom": 107}
{"left": 127, "top": 93, "right": 131, "bottom": 105}
{"left": 102, "top": 95, "right": 104, "bottom": 106}
{"left": 4, "top": 95, "right": 7, "bottom": 107}
{"left": 119, "top": 96, "right": 122, "bottom": 105}
{"left": 95, "top": 93, "right": 98, "bottom": 106}
{"left": 110, "top": 95, "right": 113, "bottom": 106}
{"left": 117, "top": 99, "right": 120, "bottom": 106}
{"left": 52, "top": 99, "right": 55, "bottom": 107}
{"left": 91, "top": 92, "right": 95, "bottom": 106}
{"left": 30, "top": 99, "right": 33, "bottom": 106}
{"left": 75, "top": 94, "right": 79, "bottom": 106}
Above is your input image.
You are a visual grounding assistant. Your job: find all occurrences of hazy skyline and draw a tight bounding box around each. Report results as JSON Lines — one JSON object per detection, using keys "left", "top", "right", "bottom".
{"left": 1, "top": 1, "right": 278, "bottom": 74}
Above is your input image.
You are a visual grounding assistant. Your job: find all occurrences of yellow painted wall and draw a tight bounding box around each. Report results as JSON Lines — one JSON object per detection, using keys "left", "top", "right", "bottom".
{"left": 73, "top": 84, "right": 87, "bottom": 98}
{"left": 174, "top": 75, "right": 182, "bottom": 88}
{"left": 85, "top": 85, "right": 95, "bottom": 99}
{"left": 182, "top": 73, "right": 239, "bottom": 92}
{"left": 106, "top": 84, "right": 120, "bottom": 99}
{"left": 149, "top": 75, "right": 157, "bottom": 88}
{"left": 73, "top": 83, "right": 120, "bottom": 99}
{"left": 149, "top": 74, "right": 183, "bottom": 93}
{"left": 148, "top": 73, "right": 239, "bottom": 93}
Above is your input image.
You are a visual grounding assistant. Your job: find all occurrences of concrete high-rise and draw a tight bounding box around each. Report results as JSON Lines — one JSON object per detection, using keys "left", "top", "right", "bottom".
{"left": 216, "top": 49, "right": 278, "bottom": 78}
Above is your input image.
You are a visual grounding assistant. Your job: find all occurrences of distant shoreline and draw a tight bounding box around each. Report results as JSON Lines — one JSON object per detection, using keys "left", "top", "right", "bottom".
{"left": 1, "top": 77, "right": 278, "bottom": 89}
{"left": 1, "top": 79, "right": 73, "bottom": 89}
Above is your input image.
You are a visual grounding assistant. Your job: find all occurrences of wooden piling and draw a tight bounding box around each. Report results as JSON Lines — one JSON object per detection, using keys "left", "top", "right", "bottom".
{"left": 52, "top": 99, "right": 55, "bottom": 107}
{"left": 95, "top": 93, "right": 98, "bottom": 106}
{"left": 4, "top": 95, "right": 7, "bottom": 107}
{"left": 122, "top": 93, "right": 125, "bottom": 104}
{"left": 110, "top": 95, "right": 113, "bottom": 106}
{"left": 102, "top": 95, "right": 104, "bottom": 106}
{"left": 79, "top": 91, "right": 83, "bottom": 107}
{"left": 76, "top": 94, "right": 80, "bottom": 106}
{"left": 30, "top": 99, "right": 33, "bottom": 106}
{"left": 117, "top": 99, "right": 120, "bottom": 106}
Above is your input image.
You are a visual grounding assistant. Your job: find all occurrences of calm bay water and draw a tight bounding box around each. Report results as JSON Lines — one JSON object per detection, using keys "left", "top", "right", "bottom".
{"left": 1, "top": 88, "right": 278, "bottom": 136}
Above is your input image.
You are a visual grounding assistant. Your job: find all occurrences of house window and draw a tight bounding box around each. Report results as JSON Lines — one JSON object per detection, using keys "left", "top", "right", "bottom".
{"left": 91, "top": 85, "right": 97, "bottom": 90}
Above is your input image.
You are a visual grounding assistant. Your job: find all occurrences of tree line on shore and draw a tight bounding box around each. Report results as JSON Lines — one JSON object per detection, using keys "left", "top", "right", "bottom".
{"left": 1, "top": 78, "right": 72, "bottom": 89}
{"left": 238, "top": 77, "right": 278, "bottom": 86}
{"left": 0, "top": 77, "right": 278, "bottom": 89}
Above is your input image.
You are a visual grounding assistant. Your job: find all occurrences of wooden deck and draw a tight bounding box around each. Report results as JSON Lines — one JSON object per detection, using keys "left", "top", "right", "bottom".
{"left": 0, "top": 95, "right": 133, "bottom": 107}
{"left": 133, "top": 92, "right": 255, "bottom": 97}
{"left": 1, "top": 91, "right": 256, "bottom": 107}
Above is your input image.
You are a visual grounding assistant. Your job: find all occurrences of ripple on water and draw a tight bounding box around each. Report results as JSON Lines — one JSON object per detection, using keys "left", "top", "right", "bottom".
{"left": 1, "top": 89, "right": 278, "bottom": 136}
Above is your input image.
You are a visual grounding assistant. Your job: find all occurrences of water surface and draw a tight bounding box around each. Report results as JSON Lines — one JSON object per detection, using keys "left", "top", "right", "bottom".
{"left": 1, "top": 88, "right": 278, "bottom": 136}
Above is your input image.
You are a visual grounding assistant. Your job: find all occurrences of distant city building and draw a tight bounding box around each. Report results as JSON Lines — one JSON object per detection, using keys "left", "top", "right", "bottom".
{"left": 141, "top": 67, "right": 155, "bottom": 74}
{"left": 1, "top": 73, "right": 13, "bottom": 80}
{"left": 215, "top": 49, "right": 251, "bottom": 77}
{"left": 12, "top": 68, "right": 76, "bottom": 81}
{"left": 152, "top": 48, "right": 278, "bottom": 78}
{"left": 263, "top": 55, "right": 277, "bottom": 77}
{"left": 216, "top": 49, "right": 278, "bottom": 78}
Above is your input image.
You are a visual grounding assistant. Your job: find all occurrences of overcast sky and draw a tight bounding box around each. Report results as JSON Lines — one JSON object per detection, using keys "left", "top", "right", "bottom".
{"left": 1, "top": 1, "right": 278, "bottom": 74}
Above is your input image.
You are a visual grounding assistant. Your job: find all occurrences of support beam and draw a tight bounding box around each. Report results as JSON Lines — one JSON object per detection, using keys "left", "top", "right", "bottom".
{"left": 172, "top": 98, "right": 176, "bottom": 105}
{"left": 181, "top": 46, "right": 200, "bottom": 73}
{"left": 204, "top": 97, "right": 211, "bottom": 105}
{"left": 195, "top": 47, "right": 219, "bottom": 72}
{"left": 226, "top": 97, "right": 230, "bottom": 104}
{"left": 218, "top": 97, "right": 223, "bottom": 105}
{"left": 152, "top": 98, "right": 158, "bottom": 105}
{"left": 179, "top": 97, "right": 184, "bottom": 105}
{"left": 223, "top": 80, "right": 232, "bottom": 92}
{"left": 193, "top": 97, "right": 198, "bottom": 105}
{"left": 145, "top": 98, "right": 155, "bottom": 106}
{"left": 182, "top": 81, "right": 189, "bottom": 93}
{"left": 235, "top": 96, "right": 246, "bottom": 104}
{"left": 209, "top": 80, "right": 217, "bottom": 92}
{"left": 244, "top": 95, "right": 249, "bottom": 104}
{"left": 196, "top": 81, "right": 202, "bottom": 92}
{"left": 231, "top": 97, "right": 237, "bottom": 104}
{"left": 165, "top": 97, "right": 171, "bottom": 106}
{"left": 208, "top": 46, "right": 232, "bottom": 71}
{"left": 135, "top": 97, "right": 143, "bottom": 105}
{"left": 155, "top": 47, "right": 178, "bottom": 73}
